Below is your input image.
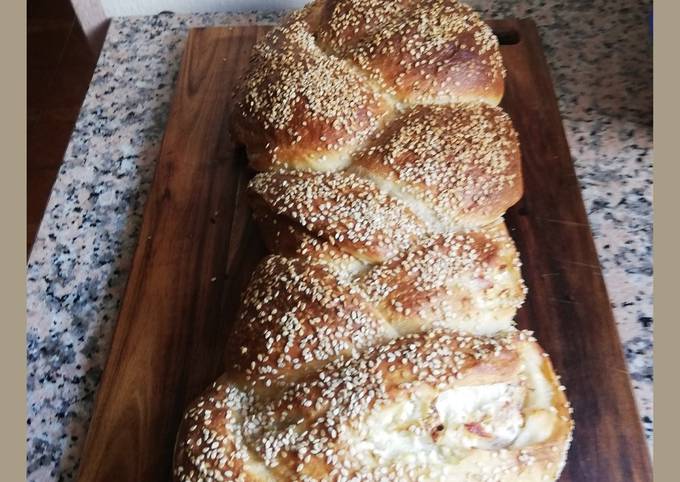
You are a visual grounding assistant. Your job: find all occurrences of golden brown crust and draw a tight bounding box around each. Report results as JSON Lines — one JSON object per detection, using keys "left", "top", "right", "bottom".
{"left": 230, "top": 0, "right": 507, "bottom": 173}
{"left": 248, "top": 170, "right": 427, "bottom": 263}
{"left": 352, "top": 103, "right": 523, "bottom": 230}
{"left": 174, "top": 330, "right": 572, "bottom": 481}
{"left": 246, "top": 103, "right": 522, "bottom": 243}
{"left": 231, "top": 12, "right": 390, "bottom": 172}
{"left": 315, "top": 0, "right": 505, "bottom": 105}
{"left": 249, "top": 203, "right": 375, "bottom": 277}
{"left": 362, "top": 225, "right": 526, "bottom": 335}
{"left": 249, "top": 194, "right": 319, "bottom": 258}
{"left": 225, "top": 255, "right": 393, "bottom": 387}
{"left": 176, "top": 1, "right": 572, "bottom": 480}
{"left": 222, "top": 226, "right": 525, "bottom": 390}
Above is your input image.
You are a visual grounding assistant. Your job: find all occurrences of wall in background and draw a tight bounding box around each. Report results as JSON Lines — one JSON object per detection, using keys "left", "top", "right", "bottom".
{"left": 101, "top": 0, "right": 307, "bottom": 16}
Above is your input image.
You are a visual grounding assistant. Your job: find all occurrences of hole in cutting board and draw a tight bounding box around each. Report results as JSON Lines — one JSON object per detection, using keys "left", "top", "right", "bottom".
{"left": 493, "top": 29, "right": 520, "bottom": 45}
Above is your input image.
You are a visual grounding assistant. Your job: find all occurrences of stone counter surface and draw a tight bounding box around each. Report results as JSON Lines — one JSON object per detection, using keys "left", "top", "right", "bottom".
{"left": 26, "top": 1, "right": 653, "bottom": 480}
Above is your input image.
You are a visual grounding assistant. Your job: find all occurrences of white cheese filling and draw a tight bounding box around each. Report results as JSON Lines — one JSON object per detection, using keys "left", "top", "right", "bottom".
{"left": 350, "top": 382, "right": 526, "bottom": 467}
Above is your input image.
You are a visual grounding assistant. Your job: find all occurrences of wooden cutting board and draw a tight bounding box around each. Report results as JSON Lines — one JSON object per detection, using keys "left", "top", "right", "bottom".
{"left": 77, "top": 20, "right": 652, "bottom": 482}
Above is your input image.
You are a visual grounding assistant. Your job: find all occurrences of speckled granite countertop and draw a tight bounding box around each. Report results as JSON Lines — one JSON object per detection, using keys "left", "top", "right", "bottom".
{"left": 26, "top": 1, "right": 652, "bottom": 480}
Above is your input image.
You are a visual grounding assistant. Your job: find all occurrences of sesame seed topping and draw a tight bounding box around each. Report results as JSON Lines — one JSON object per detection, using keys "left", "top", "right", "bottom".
{"left": 176, "top": 0, "right": 573, "bottom": 479}
{"left": 175, "top": 330, "right": 573, "bottom": 481}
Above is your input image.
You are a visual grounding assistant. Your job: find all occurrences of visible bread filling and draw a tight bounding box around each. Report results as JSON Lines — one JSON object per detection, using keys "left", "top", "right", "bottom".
{"left": 346, "top": 345, "right": 559, "bottom": 469}
{"left": 349, "top": 382, "right": 525, "bottom": 467}
{"left": 435, "top": 383, "right": 525, "bottom": 450}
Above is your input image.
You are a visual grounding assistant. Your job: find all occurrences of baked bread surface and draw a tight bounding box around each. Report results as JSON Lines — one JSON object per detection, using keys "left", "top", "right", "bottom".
{"left": 174, "top": 330, "right": 572, "bottom": 481}
{"left": 223, "top": 223, "right": 525, "bottom": 391}
{"left": 175, "top": 0, "right": 573, "bottom": 479}
{"left": 231, "top": 0, "right": 508, "bottom": 173}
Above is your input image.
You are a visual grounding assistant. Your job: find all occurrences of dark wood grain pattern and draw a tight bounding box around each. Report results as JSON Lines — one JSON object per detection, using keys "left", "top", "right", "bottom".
{"left": 498, "top": 19, "right": 652, "bottom": 482}
{"left": 76, "top": 26, "right": 270, "bottom": 482}
{"left": 77, "top": 21, "right": 652, "bottom": 482}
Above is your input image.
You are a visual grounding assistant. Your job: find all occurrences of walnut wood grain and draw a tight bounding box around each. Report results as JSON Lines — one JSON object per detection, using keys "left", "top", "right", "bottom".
{"left": 499, "top": 19, "right": 652, "bottom": 482}
{"left": 77, "top": 22, "right": 651, "bottom": 482}
{"left": 76, "top": 26, "right": 269, "bottom": 481}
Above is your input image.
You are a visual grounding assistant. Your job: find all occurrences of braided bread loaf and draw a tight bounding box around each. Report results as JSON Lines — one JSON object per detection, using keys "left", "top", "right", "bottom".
{"left": 174, "top": 0, "right": 573, "bottom": 480}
